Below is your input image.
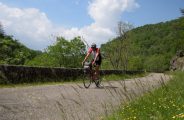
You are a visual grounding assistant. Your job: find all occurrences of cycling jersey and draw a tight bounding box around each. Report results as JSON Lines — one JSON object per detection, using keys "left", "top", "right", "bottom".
{"left": 88, "top": 48, "right": 102, "bottom": 65}
{"left": 88, "top": 48, "right": 100, "bottom": 60}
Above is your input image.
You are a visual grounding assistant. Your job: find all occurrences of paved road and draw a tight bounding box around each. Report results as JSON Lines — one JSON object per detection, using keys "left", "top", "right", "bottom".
{"left": 0, "top": 73, "right": 171, "bottom": 120}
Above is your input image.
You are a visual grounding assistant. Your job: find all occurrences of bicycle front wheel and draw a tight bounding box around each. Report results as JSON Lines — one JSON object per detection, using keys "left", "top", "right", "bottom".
{"left": 83, "top": 73, "right": 92, "bottom": 88}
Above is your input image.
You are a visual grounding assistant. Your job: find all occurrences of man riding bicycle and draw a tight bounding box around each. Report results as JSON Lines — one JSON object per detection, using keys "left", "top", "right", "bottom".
{"left": 82, "top": 43, "right": 102, "bottom": 80}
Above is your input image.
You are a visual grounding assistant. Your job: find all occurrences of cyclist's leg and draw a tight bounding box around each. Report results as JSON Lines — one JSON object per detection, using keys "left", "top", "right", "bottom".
{"left": 89, "top": 62, "right": 94, "bottom": 80}
{"left": 95, "top": 65, "right": 100, "bottom": 79}
{"left": 95, "top": 60, "right": 101, "bottom": 79}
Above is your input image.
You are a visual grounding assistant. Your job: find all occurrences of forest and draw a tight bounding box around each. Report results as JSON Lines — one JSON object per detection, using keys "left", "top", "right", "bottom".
{"left": 101, "top": 17, "right": 184, "bottom": 72}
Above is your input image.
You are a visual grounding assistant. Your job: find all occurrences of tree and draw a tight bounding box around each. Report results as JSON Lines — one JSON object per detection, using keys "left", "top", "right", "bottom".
{"left": 47, "top": 36, "right": 86, "bottom": 68}
{"left": 117, "top": 21, "right": 133, "bottom": 37}
{"left": 180, "top": 8, "right": 184, "bottom": 16}
{"left": 128, "top": 56, "right": 144, "bottom": 70}
{"left": 102, "top": 22, "right": 133, "bottom": 70}
{"left": 25, "top": 53, "right": 55, "bottom": 67}
{"left": 0, "top": 22, "right": 5, "bottom": 37}
{"left": 117, "top": 21, "right": 133, "bottom": 70}
{"left": 0, "top": 33, "right": 41, "bottom": 65}
{"left": 70, "top": 37, "right": 86, "bottom": 67}
{"left": 47, "top": 37, "right": 70, "bottom": 67}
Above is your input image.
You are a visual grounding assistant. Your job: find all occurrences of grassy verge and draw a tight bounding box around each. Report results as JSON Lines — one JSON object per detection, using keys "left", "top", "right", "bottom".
{"left": 104, "top": 72, "right": 184, "bottom": 120}
{"left": 101, "top": 73, "right": 147, "bottom": 82}
{"left": 0, "top": 73, "right": 146, "bottom": 88}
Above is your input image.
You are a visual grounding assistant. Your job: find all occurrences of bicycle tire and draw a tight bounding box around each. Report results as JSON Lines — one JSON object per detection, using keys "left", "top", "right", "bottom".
{"left": 83, "top": 73, "right": 91, "bottom": 88}
{"left": 94, "top": 78, "right": 102, "bottom": 88}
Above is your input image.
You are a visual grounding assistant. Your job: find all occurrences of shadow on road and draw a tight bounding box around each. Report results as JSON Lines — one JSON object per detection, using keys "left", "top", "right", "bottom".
{"left": 75, "top": 83, "right": 119, "bottom": 89}
{"left": 93, "top": 85, "right": 119, "bottom": 89}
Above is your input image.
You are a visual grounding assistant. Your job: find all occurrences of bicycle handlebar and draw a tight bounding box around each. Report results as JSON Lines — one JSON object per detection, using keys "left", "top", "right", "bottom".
{"left": 83, "top": 61, "right": 97, "bottom": 69}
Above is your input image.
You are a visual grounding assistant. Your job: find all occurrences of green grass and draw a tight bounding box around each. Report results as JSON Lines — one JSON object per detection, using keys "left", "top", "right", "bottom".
{"left": 104, "top": 72, "right": 184, "bottom": 120}
{"left": 0, "top": 73, "right": 146, "bottom": 88}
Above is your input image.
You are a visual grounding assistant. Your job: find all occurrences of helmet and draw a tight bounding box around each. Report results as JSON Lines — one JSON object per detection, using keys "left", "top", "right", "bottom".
{"left": 91, "top": 43, "right": 96, "bottom": 48}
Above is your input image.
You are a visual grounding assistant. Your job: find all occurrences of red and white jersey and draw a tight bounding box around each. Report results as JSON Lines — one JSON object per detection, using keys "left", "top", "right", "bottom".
{"left": 88, "top": 48, "right": 100, "bottom": 60}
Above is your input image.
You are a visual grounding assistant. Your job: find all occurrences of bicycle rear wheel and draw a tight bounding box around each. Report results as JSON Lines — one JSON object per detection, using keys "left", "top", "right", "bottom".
{"left": 83, "top": 73, "right": 92, "bottom": 88}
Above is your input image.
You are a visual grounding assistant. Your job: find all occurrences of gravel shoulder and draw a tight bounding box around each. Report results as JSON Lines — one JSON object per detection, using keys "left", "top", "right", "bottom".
{"left": 0, "top": 73, "right": 171, "bottom": 120}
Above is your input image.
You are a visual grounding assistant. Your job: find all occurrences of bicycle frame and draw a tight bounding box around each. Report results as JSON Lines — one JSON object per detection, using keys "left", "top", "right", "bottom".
{"left": 83, "top": 62, "right": 101, "bottom": 88}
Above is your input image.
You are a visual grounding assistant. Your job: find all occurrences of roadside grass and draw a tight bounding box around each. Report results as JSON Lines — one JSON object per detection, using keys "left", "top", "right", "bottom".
{"left": 101, "top": 73, "right": 147, "bottom": 82}
{"left": 103, "top": 71, "right": 184, "bottom": 120}
{"left": 0, "top": 73, "right": 146, "bottom": 88}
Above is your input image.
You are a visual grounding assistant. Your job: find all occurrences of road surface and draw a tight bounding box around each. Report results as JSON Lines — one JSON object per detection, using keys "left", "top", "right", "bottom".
{"left": 0, "top": 73, "right": 171, "bottom": 120}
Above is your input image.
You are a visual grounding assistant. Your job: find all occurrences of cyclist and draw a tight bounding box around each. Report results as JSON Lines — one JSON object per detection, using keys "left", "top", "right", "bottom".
{"left": 82, "top": 43, "right": 102, "bottom": 80}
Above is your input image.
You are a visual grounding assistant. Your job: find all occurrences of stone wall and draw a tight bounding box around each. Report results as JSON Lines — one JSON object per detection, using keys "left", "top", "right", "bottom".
{"left": 170, "top": 50, "right": 184, "bottom": 71}
{"left": 0, "top": 65, "right": 144, "bottom": 84}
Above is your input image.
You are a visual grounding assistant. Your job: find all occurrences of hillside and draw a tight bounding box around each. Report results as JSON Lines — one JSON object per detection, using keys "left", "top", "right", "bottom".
{"left": 0, "top": 25, "right": 42, "bottom": 65}
{"left": 101, "top": 17, "right": 184, "bottom": 71}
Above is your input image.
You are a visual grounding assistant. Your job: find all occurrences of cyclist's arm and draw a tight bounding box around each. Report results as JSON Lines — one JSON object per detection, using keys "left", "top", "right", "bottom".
{"left": 83, "top": 48, "right": 92, "bottom": 64}
{"left": 83, "top": 52, "right": 90, "bottom": 63}
{"left": 82, "top": 48, "right": 92, "bottom": 63}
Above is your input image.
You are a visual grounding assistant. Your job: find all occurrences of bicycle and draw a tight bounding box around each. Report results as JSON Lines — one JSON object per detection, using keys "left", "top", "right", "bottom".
{"left": 83, "top": 62, "right": 101, "bottom": 88}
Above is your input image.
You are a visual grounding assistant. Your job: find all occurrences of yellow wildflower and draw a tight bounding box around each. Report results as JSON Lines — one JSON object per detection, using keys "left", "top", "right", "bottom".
{"left": 173, "top": 113, "right": 184, "bottom": 118}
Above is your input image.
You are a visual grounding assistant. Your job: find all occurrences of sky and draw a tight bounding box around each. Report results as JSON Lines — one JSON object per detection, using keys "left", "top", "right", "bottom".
{"left": 0, "top": 0, "right": 183, "bottom": 50}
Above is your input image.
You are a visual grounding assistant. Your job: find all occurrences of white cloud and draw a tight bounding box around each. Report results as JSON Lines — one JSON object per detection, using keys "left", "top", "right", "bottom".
{"left": 56, "top": 24, "right": 114, "bottom": 47}
{"left": 0, "top": 2, "right": 54, "bottom": 50}
{"left": 0, "top": 0, "right": 139, "bottom": 50}
{"left": 58, "top": 0, "right": 139, "bottom": 47}
{"left": 88, "top": 0, "right": 139, "bottom": 28}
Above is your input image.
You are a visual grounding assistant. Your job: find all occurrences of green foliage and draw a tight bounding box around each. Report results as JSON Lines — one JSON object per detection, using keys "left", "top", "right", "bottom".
{"left": 25, "top": 53, "right": 55, "bottom": 67}
{"left": 0, "top": 22, "right": 5, "bottom": 37}
{"left": 101, "top": 73, "right": 146, "bottom": 82}
{"left": 101, "top": 17, "right": 184, "bottom": 71}
{"left": 70, "top": 37, "right": 86, "bottom": 67}
{"left": 144, "top": 55, "right": 169, "bottom": 72}
{"left": 27, "top": 36, "right": 86, "bottom": 68}
{"left": 47, "top": 36, "right": 86, "bottom": 68}
{"left": 100, "top": 59, "right": 114, "bottom": 69}
{"left": 128, "top": 56, "right": 144, "bottom": 70}
{"left": 181, "top": 8, "right": 184, "bottom": 16}
{"left": 101, "top": 37, "right": 130, "bottom": 70}
{"left": 101, "top": 22, "right": 132, "bottom": 70}
{"left": 0, "top": 34, "right": 41, "bottom": 65}
{"left": 47, "top": 37, "right": 71, "bottom": 67}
